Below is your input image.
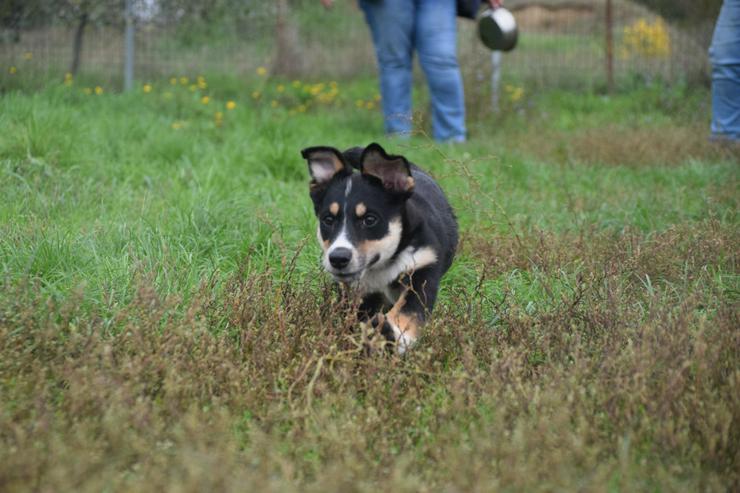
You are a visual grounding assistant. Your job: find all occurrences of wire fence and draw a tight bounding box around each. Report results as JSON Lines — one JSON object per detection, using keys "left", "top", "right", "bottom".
{"left": 0, "top": 0, "right": 715, "bottom": 92}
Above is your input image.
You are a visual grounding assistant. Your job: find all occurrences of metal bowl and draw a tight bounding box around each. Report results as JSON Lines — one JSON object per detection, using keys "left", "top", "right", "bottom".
{"left": 478, "top": 6, "right": 518, "bottom": 52}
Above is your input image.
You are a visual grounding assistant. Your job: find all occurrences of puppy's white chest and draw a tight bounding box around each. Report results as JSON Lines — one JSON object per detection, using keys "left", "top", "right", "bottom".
{"left": 357, "top": 246, "right": 437, "bottom": 301}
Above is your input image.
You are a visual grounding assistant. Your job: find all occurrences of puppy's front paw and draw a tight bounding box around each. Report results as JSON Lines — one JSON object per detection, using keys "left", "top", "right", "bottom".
{"left": 368, "top": 313, "right": 397, "bottom": 344}
{"left": 367, "top": 313, "right": 416, "bottom": 355}
{"left": 357, "top": 313, "right": 395, "bottom": 355}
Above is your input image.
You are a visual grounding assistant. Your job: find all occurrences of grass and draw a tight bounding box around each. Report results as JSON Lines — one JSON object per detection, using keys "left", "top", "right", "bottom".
{"left": 0, "top": 76, "right": 738, "bottom": 491}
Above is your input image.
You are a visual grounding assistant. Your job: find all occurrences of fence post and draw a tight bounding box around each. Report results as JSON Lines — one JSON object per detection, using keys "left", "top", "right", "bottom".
{"left": 491, "top": 51, "right": 502, "bottom": 113}
{"left": 124, "top": 0, "right": 134, "bottom": 91}
{"left": 605, "top": 0, "right": 614, "bottom": 92}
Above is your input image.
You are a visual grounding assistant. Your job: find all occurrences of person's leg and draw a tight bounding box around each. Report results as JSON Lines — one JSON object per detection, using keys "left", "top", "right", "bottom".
{"left": 359, "top": 0, "right": 415, "bottom": 136}
{"left": 709, "top": 0, "right": 740, "bottom": 141}
{"left": 414, "top": 0, "right": 466, "bottom": 142}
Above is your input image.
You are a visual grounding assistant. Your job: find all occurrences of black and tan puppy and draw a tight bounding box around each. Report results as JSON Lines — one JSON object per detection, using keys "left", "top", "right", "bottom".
{"left": 301, "top": 143, "right": 458, "bottom": 354}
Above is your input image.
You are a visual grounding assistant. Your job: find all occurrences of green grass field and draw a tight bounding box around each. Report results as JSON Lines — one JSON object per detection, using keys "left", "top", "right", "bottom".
{"left": 0, "top": 77, "right": 738, "bottom": 491}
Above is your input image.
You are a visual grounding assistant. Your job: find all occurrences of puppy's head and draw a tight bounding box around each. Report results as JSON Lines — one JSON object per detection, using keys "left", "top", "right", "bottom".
{"left": 301, "top": 143, "right": 415, "bottom": 283}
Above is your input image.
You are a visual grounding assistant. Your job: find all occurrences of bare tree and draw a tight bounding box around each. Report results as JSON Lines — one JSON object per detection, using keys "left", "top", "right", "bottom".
{"left": 58, "top": 0, "right": 122, "bottom": 75}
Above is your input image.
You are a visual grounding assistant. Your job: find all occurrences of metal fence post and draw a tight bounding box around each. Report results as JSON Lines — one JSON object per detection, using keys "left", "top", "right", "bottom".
{"left": 491, "top": 51, "right": 502, "bottom": 113}
{"left": 124, "top": 0, "right": 134, "bottom": 91}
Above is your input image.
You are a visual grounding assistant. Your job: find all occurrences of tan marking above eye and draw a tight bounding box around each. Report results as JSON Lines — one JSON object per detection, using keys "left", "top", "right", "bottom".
{"left": 355, "top": 202, "right": 367, "bottom": 217}
{"left": 329, "top": 202, "right": 340, "bottom": 215}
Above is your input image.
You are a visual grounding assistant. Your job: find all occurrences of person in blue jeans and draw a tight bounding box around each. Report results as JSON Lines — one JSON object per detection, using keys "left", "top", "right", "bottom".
{"left": 710, "top": 0, "right": 740, "bottom": 141}
{"left": 322, "top": 0, "right": 500, "bottom": 142}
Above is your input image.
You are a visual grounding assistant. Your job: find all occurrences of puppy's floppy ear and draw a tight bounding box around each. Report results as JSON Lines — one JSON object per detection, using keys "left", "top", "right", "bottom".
{"left": 301, "top": 146, "right": 351, "bottom": 188}
{"left": 360, "top": 143, "right": 414, "bottom": 194}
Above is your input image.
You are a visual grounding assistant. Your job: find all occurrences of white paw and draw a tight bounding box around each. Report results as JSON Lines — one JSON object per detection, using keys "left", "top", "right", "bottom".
{"left": 386, "top": 319, "right": 416, "bottom": 355}
{"left": 396, "top": 332, "right": 416, "bottom": 355}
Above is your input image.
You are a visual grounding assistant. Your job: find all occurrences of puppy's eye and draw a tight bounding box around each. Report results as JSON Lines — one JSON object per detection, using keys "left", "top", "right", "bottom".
{"left": 321, "top": 215, "right": 336, "bottom": 227}
{"left": 362, "top": 214, "right": 378, "bottom": 228}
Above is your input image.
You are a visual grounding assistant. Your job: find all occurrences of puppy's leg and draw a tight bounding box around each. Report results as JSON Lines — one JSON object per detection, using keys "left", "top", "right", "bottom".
{"left": 358, "top": 292, "right": 385, "bottom": 322}
{"left": 374, "top": 268, "right": 441, "bottom": 354}
{"left": 357, "top": 292, "right": 388, "bottom": 354}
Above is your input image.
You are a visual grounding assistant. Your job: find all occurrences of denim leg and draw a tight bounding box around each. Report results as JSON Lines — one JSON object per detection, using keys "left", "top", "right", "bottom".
{"left": 415, "top": 0, "right": 466, "bottom": 142}
{"left": 709, "top": 0, "right": 740, "bottom": 141}
{"left": 359, "top": 0, "right": 415, "bottom": 136}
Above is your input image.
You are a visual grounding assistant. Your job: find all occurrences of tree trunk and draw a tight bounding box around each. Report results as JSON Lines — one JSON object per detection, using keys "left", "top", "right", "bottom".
{"left": 9, "top": 0, "right": 24, "bottom": 43}
{"left": 70, "top": 11, "right": 89, "bottom": 76}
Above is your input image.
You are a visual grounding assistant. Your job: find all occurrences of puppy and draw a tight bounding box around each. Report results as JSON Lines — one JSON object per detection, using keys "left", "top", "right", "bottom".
{"left": 301, "top": 143, "right": 458, "bottom": 354}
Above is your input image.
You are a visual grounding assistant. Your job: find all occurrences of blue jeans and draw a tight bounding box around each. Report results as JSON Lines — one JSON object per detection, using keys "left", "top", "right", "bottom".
{"left": 709, "top": 0, "right": 740, "bottom": 141}
{"left": 359, "top": 0, "right": 467, "bottom": 142}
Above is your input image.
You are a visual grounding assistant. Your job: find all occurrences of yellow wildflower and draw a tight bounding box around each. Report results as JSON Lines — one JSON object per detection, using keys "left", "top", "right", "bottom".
{"left": 256, "top": 66, "right": 267, "bottom": 77}
{"left": 505, "top": 85, "right": 524, "bottom": 103}
{"left": 291, "top": 80, "right": 301, "bottom": 88}
{"left": 308, "top": 83, "right": 325, "bottom": 96}
{"left": 214, "top": 111, "right": 224, "bottom": 126}
{"left": 201, "top": 96, "right": 210, "bottom": 105}
{"left": 622, "top": 18, "right": 671, "bottom": 59}
{"left": 8, "top": 66, "right": 17, "bottom": 74}
{"left": 277, "top": 84, "right": 285, "bottom": 93}
{"left": 143, "top": 83, "right": 152, "bottom": 93}
{"left": 170, "top": 77, "right": 177, "bottom": 85}
{"left": 251, "top": 90, "right": 261, "bottom": 99}
{"left": 226, "top": 100, "right": 236, "bottom": 110}
{"left": 64, "top": 72, "right": 73, "bottom": 86}
{"left": 271, "top": 100, "right": 279, "bottom": 108}
{"left": 189, "top": 84, "right": 196, "bottom": 92}
{"left": 180, "top": 76, "right": 189, "bottom": 85}
{"left": 94, "top": 86, "right": 104, "bottom": 95}
{"left": 355, "top": 99, "right": 364, "bottom": 108}
{"left": 297, "top": 104, "right": 307, "bottom": 113}
{"left": 171, "top": 121, "right": 184, "bottom": 130}
{"left": 23, "top": 51, "right": 32, "bottom": 60}
{"left": 510, "top": 87, "right": 524, "bottom": 102}
{"left": 365, "top": 101, "right": 375, "bottom": 110}
{"left": 83, "top": 87, "right": 92, "bottom": 95}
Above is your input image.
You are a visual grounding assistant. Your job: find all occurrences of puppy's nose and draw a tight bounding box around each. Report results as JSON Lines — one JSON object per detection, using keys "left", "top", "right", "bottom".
{"left": 329, "top": 248, "right": 352, "bottom": 269}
